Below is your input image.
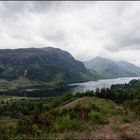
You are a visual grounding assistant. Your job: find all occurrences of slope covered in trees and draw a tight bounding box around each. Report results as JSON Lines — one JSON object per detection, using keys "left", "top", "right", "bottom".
{"left": 0, "top": 47, "right": 94, "bottom": 83}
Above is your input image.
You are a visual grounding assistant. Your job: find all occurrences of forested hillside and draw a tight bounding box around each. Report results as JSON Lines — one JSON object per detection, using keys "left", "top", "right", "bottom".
{"left": 0, "top": 47, "right": 94, "bottom": 83}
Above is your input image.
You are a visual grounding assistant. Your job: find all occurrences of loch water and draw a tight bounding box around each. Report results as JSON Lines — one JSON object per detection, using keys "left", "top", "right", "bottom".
{"left": 1, "top": 77, "right": 140, "bottom": 97}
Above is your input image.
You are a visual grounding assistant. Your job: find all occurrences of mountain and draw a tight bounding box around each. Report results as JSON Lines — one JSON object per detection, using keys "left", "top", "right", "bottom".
{"left": 0, "top": 47, "right": 94, "bottom": 83}
{"left": 84, "top": 57, "right": 140, "bottom": 78}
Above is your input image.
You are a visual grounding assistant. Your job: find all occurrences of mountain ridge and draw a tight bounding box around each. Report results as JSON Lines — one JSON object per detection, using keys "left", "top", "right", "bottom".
{"left": 84, "top": 57, "right": 140, "bottom": 78}
{"left": 0, "top": 47, "right": 95, "bottom": 83}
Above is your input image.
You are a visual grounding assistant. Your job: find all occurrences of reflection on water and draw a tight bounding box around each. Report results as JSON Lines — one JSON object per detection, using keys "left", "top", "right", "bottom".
{"left": 1, "top": 77, "right": 140, "bottom": 97}
{"left": 68, "top": 77, "right": 140, "bottom": 93}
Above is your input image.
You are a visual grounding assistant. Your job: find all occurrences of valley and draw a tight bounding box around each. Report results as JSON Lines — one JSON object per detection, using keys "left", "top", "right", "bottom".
{"left": 0, "top": 79, "right": 140, "bottom": 139}
{"left": 1, "top": 1, "right": 140, "bottom": 139}
{"left": 0, "top": 47, "right": 140, "bottom": 139}
{"left": 0, "top": 47, "right": 140, "bottom": 98}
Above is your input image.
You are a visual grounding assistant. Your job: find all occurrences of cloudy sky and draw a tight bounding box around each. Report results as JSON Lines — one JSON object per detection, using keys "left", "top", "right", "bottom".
{"left": 0, "top": 1, "right": 140, "bottom": 66}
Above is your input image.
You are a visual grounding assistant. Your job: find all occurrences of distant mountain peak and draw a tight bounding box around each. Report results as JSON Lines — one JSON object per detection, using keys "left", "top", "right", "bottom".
{"left": 94, "top": 57, "right": 114, "bottom": 61}
{"left": 87, "top": 56, "right": 113, "bottom": 62}
{"left": 84, "top": 56, "right": 140, "bottom": 78}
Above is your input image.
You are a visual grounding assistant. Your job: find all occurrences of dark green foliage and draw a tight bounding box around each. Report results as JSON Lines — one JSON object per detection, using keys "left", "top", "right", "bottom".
{"left": 0, "top": 97, "right": 55, "bottom": 116}
{"left": 0, "top": 126, "right": 17, "bottom": 139}
{"left": 0, "top": 79, "right": 140, "bottom": 139}
{"left": 128, "top": 99, "right": 140, "bottom": 115}
{"left": 17, "top": 112, "right": 53, "bottom": 136}
{"left": 62, "top": 93, "right": 73, "bottom": 101}
{"left": 88, "top": 110, "right": 109, "bottom": 124}
{"left": 0, "top": 47, "right": 94, "bottom": 83}
{"left": 54, "top": 114, "right": 86, "bottom": 132}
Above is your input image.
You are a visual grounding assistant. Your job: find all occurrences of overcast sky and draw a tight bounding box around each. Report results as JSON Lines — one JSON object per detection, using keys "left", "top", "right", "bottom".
{"left": 0, "top": 1, "right": 140, "bottom": 66}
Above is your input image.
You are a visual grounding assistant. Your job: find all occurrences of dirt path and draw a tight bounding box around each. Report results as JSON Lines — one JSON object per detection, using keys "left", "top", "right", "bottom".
{"left": 54, "top": 122, "right": 140, "bottom": 139}
{"left": 91, "top": 122, "right": 140, "bottom": 140}
{"left": 91, "top": 125, "right": 122, "bottom": 140}
{"left": 118, "top": 122, "right": 140, "bottom": 140}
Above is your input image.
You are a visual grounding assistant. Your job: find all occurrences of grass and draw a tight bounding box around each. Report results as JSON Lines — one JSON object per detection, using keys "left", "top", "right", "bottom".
{"left": 0, "top": 96, "right": 35, "bottom": 105}
{"left": 0, "top": 78, "right": 66, "bottom": 95}
{"left": 0, "top": 78, "right": 48, "bottom": 94}
{"left": 0, "top": 116, "right": 18, "bottom": 128}
{"left": 50, "top": 121, "right": 140, "bottom": 139}
{"left": 0, "top": 95, "right": 139, "bottom": 139}
{"left": 59, "top": 97, "right": 98, "bottom": 109}
{"left": 59, "top": 96, "right": 116, "bottom": 115}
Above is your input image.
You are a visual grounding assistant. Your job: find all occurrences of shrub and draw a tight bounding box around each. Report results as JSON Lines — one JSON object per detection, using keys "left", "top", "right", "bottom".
{"left": 0, "top": 126, "right": 17, "bottom": 139}
{"left": 17, "top": 112, "right": 53, "bottom": 136}
{"left": 54, "top": 114, "right": 73, "bottom": 132}
{"left": 122, "top": 116, "right": 132, "bottom": 123}
{"left": 114, "top": 106, "right": 124, "bottom": 115}
{"left": 91, "top": 103, "right": 100, "bottom": 112}
{"left": 54, "top": 114, "right": 86, "bottom": 132}
{"left": 88, "top": 110, "right": 109, "bottom": 124}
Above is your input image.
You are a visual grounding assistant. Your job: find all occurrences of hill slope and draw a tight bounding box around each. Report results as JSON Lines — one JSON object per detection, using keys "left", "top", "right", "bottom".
{"left": 84, "top": 57, "right": 140, "bottom": 78}
{"left": 0, "top": 47, "right": 93, "bottom": 83}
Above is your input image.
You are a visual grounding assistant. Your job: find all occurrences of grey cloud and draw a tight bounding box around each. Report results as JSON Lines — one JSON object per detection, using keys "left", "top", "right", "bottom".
{"left": 105, "top": 23, "right": 140, "bottom": 52}
{"left": 0, "top": 1, "right": 140, "bottom": 66}
{"left": 0, "top": 2, "right": 31, "bottom": 19}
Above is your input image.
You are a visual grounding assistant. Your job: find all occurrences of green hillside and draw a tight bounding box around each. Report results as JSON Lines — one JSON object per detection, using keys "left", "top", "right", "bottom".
{"left": 0, "top": 47, "right": 94, "bottom": 84}
{"left": 0, "top": 94, "right": 139, "bottom": 139}
{"left": 84, "top": 57, "right": 140, "bottom": 78}
{"left": 59, "top": 96, "right": 116, "bottom": 110}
